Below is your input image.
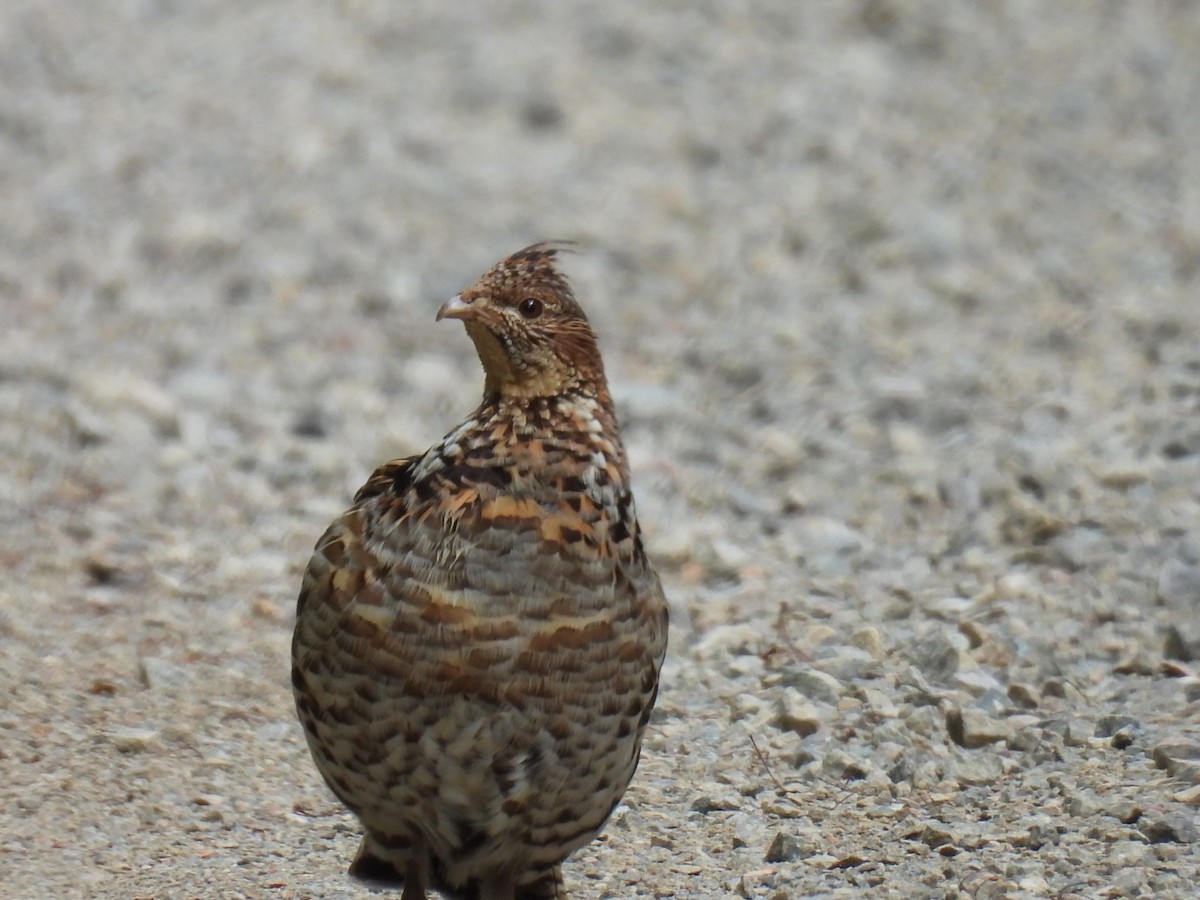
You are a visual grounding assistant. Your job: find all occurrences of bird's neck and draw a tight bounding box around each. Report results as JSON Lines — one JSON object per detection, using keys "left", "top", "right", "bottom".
{"left": 473, "top": 387, "right": 629, "bottom": 484}
{"left": 485, "top": 386, "right": 618, "bottom": 437}
{"left": 482, "top": 367, "right": 586, "bottom": 403}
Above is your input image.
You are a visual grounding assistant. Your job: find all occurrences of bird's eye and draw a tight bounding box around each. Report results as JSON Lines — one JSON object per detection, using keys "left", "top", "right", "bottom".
{"left": 518, "top": 297, "right": 544, "bottom": 319}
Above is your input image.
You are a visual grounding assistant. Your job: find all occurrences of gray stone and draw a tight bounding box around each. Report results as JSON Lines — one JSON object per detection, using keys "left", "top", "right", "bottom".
{"left": 1066, "top": 789, "right": 1102, "bottom": 817}
{"left": 848, "top": 626, "right": 884, "bottom": 661}
{"left": 138, "top": 656, "right": 189, "bottom": 690}
{"left": 815, "top": 645, "right": 880, "bottom": 680}
{"left": 773, "top": 688, "right": 822, "bottom": 738}
{"left": 109, "top": 728, "right": 159, "bottom": 753}
{"left": 1040, "top": 715, "right": 1090, "bottom": 748}
{"left": 910, "top": 632, "right": 965, "bottom": 684}
{"left": 952, "top": 672, "right": 1007, "bottom": 704}
{"left": 1050, "top": 525, "right": 1110, "bottom": 570}
{"left": 946, "top": 707, "right": 1012, "bottom": 748}
{"left": 916, "top": 824, "right": 955, "bottom": 849}
{"left": 1151, "top": 740, "right": 1200, "bottom": 778}
{"left": 1164, "top": 625, "right": 1200, "bottom": 662}
{"left": 1012, "top": 817, "right": 1059, "bottom": 850}
{"left": 946, "top": 753, "right": 1004, "bottom": 786}
{"left": 779, "top": 666, "right": 843, "bottom": 704}
{"left": 1106, "top": 800, "right": 1143, "bottom": 824}
{"left": 691, "top": 791, "right": 743, "bottom": 814}
{"left": 1141, "top": 815, "right": 1199, "bottom": 844}
{"left": 1095, "top": 715, "right": 1141, "bottom": 747}
{"left": 1007, "top": 727, "right": 1043, "bottom": 754}
{"left": 764, "top": 831, "right": 808, "bottom": 862}
{"left": 1006, "top": 683, "right": 1040, "bottom": 709}
{"left": 1158, "top": 560, "right": 1200, "bottom": 607}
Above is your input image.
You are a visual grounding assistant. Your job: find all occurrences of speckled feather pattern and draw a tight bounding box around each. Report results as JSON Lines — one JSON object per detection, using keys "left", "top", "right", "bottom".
{"left": 292, "top": 244, "right": 668, "bottom": 900}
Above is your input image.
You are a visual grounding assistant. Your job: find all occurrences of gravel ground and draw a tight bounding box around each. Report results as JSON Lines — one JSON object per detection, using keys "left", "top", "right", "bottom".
{"left": 3, "top": 2, "right": 1200, "bottom": 898}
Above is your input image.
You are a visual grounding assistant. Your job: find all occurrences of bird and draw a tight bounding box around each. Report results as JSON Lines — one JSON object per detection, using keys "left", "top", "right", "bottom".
{"left": 291, "top": 242, "right": 669, "bottom": 900}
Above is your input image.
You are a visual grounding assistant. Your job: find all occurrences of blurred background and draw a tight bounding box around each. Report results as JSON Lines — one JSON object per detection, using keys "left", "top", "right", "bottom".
{"left": 2, "top": 2, "right": 1198, "bottom": 897}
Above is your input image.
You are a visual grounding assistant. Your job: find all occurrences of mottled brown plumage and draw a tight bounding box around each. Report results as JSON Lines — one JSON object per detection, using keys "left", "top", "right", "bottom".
{"left": 292, "top": 243, "right": 668, "bottom": 899}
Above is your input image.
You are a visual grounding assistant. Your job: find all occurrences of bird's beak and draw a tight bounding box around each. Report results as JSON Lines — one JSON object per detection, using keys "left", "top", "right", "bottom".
{"left": 436, "top": 294, "right": 476, "bottom": 322}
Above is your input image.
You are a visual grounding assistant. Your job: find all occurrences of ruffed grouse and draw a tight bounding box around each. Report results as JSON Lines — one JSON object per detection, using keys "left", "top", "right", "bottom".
{"left": 292, "top": 243, "right": 669, "bottom": 899}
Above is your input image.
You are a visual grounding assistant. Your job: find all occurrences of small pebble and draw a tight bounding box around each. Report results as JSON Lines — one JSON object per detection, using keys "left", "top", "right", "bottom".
{"left": 773, "top": 688, "right": 822, "bottom": 738}
{"left": 946, "top": 707, "right": 1011, "bottom": 748}
{"left": 764, "top": 831, "right": 807, "bottom": 863}
{"left": 109, "top": 728, "right": 159, "bottom": 753}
